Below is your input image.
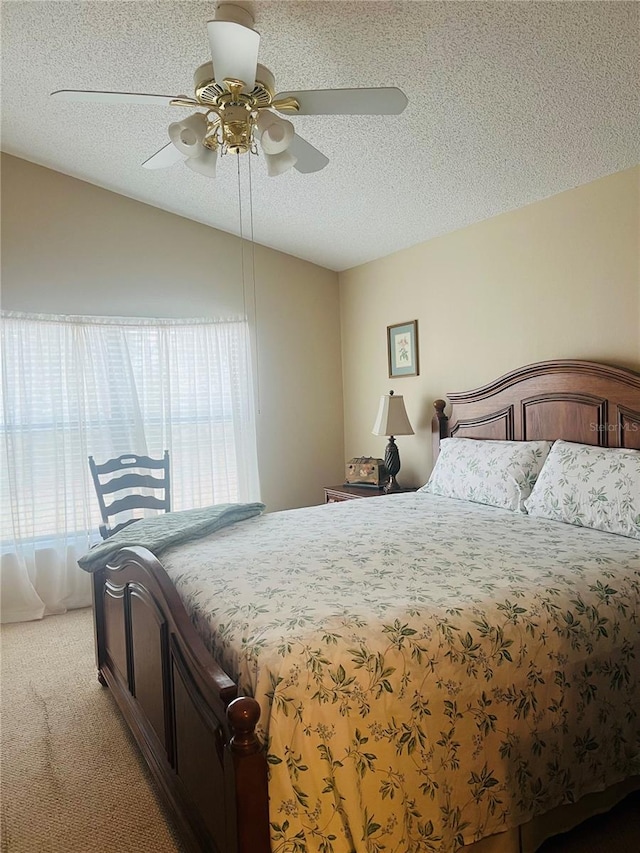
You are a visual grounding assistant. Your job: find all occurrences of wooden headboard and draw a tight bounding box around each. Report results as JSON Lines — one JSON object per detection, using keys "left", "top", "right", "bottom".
{"left": 433, "top": 359, "right": 640, "bottom": 460}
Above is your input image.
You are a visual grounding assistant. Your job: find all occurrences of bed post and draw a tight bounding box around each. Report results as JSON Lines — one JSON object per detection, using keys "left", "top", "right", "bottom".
{"left": 432, "top": 399, "right": 448, "bottom": 462}
{"left": 91, "top": 567, "right": 108, "bottom": 686}
{"left": 227, "top": 696, "right": 271, "bottom": 853}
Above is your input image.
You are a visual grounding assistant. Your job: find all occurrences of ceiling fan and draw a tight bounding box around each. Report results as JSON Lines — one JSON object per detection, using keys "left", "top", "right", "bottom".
{"left": 50, "top": 3, "right": 408, "bottom": 179}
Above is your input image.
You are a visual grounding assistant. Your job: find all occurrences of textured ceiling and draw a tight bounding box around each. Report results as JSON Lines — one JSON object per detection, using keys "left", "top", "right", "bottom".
{"left": 2, "top": 1, "right": 639, "bottom": 271}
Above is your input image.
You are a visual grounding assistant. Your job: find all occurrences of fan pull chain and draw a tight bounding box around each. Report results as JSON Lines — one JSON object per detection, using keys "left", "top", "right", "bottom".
{"left": 236, "top": 152, "right": 247, "bottom": 322}
{"left": 236, "top": 153, "right": 261, "bottom": 418}
{"left": 247, "top": 153, "right": 261, "bottom": 415}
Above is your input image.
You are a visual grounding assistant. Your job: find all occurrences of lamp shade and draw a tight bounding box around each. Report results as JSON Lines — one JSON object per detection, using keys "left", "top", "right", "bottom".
{"left": 263, "top": 148, "right": 297, "bottom": 177}
{"left": 372, "top": 391, "right": 414, "bottom": 437}
{"left": 184, "top": 146, "right": 218, "bottom": 178}
{"left": 169, "top": 113, "right": 208, "bottom": 156}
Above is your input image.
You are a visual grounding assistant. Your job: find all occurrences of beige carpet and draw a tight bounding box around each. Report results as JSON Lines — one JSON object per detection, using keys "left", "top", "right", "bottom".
{"left": 1, "top": 608, "right": 180, "bottom": 853}
{"left": 1, "top": 608, "right": 638, "bottom": 853}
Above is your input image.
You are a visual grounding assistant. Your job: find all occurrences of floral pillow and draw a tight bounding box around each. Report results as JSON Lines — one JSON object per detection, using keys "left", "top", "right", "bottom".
{"left": 524, "top": 440, "right": 640, "bottom": 539}
{"left": 420, "top": 437, "right": 552, "bottom": 512}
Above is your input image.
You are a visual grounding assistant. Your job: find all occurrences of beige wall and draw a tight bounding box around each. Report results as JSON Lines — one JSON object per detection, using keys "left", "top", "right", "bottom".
{"left": 340, "top": 166, "right": 640, "bottom": 488}
{"left": 1, "top": 153, "right": 344, "bottom": 511}
{"left": 4, "top": 156, "right": 638, "bottom": 504}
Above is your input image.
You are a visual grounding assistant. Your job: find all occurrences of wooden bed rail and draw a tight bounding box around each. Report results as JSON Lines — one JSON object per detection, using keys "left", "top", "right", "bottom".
{"left": 92, "top": 547, "right": 270, "bottom": 853}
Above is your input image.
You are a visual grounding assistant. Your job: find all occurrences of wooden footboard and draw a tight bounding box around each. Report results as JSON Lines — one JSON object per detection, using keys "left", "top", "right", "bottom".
{"left": 91, "top": 546, "right": 270, "bottom": 853}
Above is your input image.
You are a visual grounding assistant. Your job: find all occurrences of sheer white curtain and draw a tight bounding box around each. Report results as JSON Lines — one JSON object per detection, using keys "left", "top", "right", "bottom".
{"left": 1, "top": 312, "right": 260, "bottom": 623}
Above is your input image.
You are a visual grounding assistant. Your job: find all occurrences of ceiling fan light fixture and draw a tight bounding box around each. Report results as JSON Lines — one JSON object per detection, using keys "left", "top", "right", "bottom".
{"left": 184, "top": 146, "right": 219, "bottom": 178}
{"left": 263, "top": 148, "right": 297, "bottom": 178}
{"left": 53, "top": 3, "right": 412, "bottom": 179}
{"left": 169, "top": 112, "right": 208, "bottom": 155}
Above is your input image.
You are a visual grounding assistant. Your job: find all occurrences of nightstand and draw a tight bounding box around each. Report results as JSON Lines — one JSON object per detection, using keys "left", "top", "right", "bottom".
{"left": 324, "top": 484, "right": 416, "bottom": 503}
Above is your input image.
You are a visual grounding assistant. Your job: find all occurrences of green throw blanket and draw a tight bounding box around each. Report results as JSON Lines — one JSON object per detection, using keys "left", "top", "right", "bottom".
{"left": 78, "top": 502, "right": 265, "bottom": 573}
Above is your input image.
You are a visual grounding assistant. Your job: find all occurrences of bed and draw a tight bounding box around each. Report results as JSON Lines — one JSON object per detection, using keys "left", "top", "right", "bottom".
{"left": 88, "top": 359, "right": 640, "bottom": 853}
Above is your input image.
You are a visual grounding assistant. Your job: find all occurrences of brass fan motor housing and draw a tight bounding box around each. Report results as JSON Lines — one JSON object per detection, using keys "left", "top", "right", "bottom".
{"left": 193, "top": 60, "right": 275, "bottom": 109}
{"left": 196, "top": 77, "right": 274, "bottom": 110}
{"left": 172, "top": 64, "right": 299, "bottom": 155}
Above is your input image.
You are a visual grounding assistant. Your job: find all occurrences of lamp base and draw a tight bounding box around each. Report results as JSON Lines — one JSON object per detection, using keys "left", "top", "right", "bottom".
{"left": 383, "top": 437, "right": 402, "bottom": 493}
{"left": 383, "top": 475, "right": 402, "bottom": 493}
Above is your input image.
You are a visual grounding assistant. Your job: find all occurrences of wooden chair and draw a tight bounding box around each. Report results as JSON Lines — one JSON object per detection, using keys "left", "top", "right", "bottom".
{"left": 88, "top": 451, "right": 171, "bottom": 539}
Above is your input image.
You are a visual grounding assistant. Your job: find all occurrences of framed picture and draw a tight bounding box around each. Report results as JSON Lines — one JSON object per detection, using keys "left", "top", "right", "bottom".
{"left": 387, "top": 320, "right": 419, "bottom": 378}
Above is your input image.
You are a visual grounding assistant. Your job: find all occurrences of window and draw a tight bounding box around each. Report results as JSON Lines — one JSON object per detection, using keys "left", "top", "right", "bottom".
{"left": 0, "top": 312, "right": 260, "bottom": 622}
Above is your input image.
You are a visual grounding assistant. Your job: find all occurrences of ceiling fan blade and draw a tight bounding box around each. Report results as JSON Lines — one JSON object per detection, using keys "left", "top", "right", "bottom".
{"left": 50, "top": 90, "right": 178, "bottom": 106}
{"left": 141, "top": 142, "right": 186, "bottom": 170}
{"left": 274, "top": 87, "right": 408, "bottom": 116}
{"left": 288, "top": 134, "right": 329, "bottom": 174}
{"left": 207, "top": 21, "right": 260, "bottom": 92}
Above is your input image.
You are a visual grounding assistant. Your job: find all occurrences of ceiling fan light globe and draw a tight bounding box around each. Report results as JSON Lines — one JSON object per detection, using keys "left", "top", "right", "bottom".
{"left": 256, "top": 110, "right": 276, "bottom": 134}
{"left": 256, "top": 111, "right": 295, "bottom": 155}
{"left": 263, "top": 149, "right": 297, "bottom": 177}
{"left": 169, "top": 113, "right": 208, "bottom": 155}
{"left": 181, "top": 129, "right": 198, "bottom": 146}
{"left": 261, "top": 118, "right": 294, "bottom": 155}
{"left": 184, "top": 147, "right": 218, "bottom": 178}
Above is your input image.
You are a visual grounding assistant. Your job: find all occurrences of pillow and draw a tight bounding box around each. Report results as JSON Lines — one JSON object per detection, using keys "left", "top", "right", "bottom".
{"left": 420, "top": 437, "right": 552, "bottom": 512}
{"left": 524, "top": 440, "right": 640, "bottom": 539}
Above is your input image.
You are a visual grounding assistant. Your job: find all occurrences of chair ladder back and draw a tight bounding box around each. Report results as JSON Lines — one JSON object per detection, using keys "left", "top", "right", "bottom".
{"left": 88, "top": 451, "right": 171, "bottom": 539}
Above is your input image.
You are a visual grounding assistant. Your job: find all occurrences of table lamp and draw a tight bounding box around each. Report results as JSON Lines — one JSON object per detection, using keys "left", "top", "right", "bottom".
{"left": 372, "top": 390, "right": 414, "bottom": 493}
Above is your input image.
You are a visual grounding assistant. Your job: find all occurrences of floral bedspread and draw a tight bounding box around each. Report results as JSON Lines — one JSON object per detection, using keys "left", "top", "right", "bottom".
{"left": 160, "top": 493, "right": 640, "bottom": 853}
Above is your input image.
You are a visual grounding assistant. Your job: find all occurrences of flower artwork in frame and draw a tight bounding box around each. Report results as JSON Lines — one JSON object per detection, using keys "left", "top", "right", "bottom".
{"left": 387, "top": 320, "right": 419, "bottom": 378}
